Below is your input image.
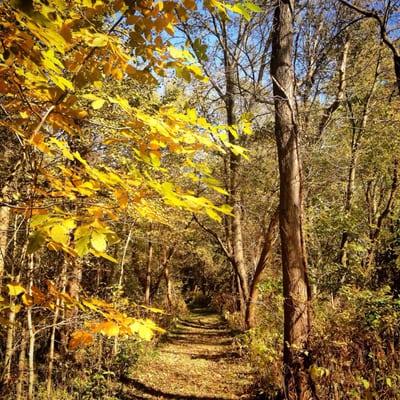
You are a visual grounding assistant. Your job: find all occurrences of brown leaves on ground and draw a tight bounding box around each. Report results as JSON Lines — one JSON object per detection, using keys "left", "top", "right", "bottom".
{"left": 121, "top": 309, "right": 254, "bottom": 399}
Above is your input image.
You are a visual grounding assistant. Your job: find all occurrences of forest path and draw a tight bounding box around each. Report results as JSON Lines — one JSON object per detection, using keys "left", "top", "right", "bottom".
{"left": 119, "top": 308, "right": 255, "bottom": 399}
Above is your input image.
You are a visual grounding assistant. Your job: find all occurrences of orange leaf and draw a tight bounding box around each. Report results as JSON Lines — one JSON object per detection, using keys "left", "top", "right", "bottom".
{"left": 91, "top": 321, "right": 120, "bottom": 336}
{"left": 69, "top": 330, "right": 94, "bottom": 349}
{"left": 115, "top": 188, "right": 128, "bottom": 208}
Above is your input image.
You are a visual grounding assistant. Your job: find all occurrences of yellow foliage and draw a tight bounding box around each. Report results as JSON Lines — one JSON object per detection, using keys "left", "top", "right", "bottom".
{"left": 1, "top": 0, "right": 249, "bottom": 263}
{"left": 7, "top": 283, "right": 26, "bottom": 296}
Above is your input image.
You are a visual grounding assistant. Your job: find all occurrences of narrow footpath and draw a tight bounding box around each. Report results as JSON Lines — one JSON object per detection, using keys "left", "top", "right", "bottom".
{"left": 120, "top": 308, "right": 255, "bottom": 399}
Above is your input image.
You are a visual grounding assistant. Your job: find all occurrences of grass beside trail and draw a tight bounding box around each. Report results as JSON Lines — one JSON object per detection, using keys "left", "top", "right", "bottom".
{"left": 119, "top": 308, "right": 254, "bottom": 399}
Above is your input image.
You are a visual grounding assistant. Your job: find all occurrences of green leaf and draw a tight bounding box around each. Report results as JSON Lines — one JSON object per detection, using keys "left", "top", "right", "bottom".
{"left": 75, "top": 236, "right": 90, "bottom": 257}
{"left": 91, "top": 231, "right": 107, "bottom": 252}
{"left": 243, "top": 2, "right": 263, "bottom": 13}
{"left": 176, "top": 66, "right": 191, "bottom": 82}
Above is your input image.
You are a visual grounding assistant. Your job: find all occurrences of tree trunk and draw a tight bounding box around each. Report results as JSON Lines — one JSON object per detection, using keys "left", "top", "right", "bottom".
{"left": 3, "top": 299, "right": 17, "bottom": 383}
{"left": 245, "top": 211, "right": 278, "bottom": 329}
{"left": 0, "top": 205, "right": 10, "bottom": 288}
{"left": 270, "top": 1, "right": 315, "bottom": 398}
{"left": 144, "top": 240, "right": 153, "bottom": 305}
{"left": 394, "top": 54, "right": 400, "bottom": 95}
{"left": 27, "top": 255, "right": 35, "bottom": 400}
{"left": 164, "top": 247, "right": 173, "bottom": 308}
{"left": 67, "top": 256, "right": 82, "bottom": 301}
{"left": 164, "top": 266, "right": 173, "bottom": 308}
{"left": 339, "top": 144, "right": 358, "bottom": 267}
{"left": 118, "top": 224, "right": 133, "bottom": 291}
{"left": 225, "top": 56, "right": 249, "bottom": 314}
{"left": 16, "top": 328, "right": 27, "bottom": 400}
{"left": 46, "top": 260, "right": 67, "bottom": 399}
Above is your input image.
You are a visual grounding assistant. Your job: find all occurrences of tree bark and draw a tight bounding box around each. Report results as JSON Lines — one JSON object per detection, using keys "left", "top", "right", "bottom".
{"left": 224, "top": 28, "right": 249, "bottom": 311}
{"left": 27, "top": 255, "right": 35, "bottom": 400}
{"left": 16, "top": 328, "right": 27, "bottom": 400}
{"left": 46, "top": 260, "right": 67, "bottom": 399}
{"left": 0, "top": 205, "right": 10, "bottom": 288}
{"left": 118, "top": 224, "right": 133, "bottom": 291}
{"left": 144, "top": 240, "right": 153, "bottom": 306}
{"left": 270, "top": 1, "right": 315, "bottom": 398}
{"left": 164, "top": 248, "right": 173, "bottom": 308}
{"left": 245, "top": 211, "right": 278, "bottom": 329}
{"left": 3, "top": 297, "right": 17, "bottom": 383}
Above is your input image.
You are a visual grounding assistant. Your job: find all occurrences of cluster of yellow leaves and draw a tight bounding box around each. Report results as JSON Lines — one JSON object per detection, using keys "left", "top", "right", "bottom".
{"left": 0, "top": 0, "right": 253, "bottom": 260}
{"left": 2, "top": 281, "right": 164, "bottom": 347}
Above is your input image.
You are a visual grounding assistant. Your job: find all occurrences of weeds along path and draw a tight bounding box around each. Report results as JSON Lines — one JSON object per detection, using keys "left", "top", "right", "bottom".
{"left": 120, "top": 308, "right": 254, "bottom": 399}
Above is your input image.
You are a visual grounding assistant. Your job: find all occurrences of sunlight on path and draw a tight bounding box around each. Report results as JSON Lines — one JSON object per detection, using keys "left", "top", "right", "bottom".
{"left": 120, "top": 309, "right": 254, "bottom": 399}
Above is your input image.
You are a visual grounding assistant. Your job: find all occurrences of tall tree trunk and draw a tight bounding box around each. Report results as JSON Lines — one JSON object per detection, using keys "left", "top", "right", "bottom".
{"left": 61, "top": 255, "right": 82, "bottom": 367}
{"left": 144, "top": 240, "right": 153, "bottom": 305}
{"left": 164, "top": 266, "right": 173, "bottom": 308}
{"left": 270, "top": 1, "right": 315, "bottom": 398}
{"left": 224, "top": 32, "right": 249, "bottom": 312}
{"left": 27, "top": 254, "right": 35, "bottom": 400}
{"left": 164, "top": 247, "right": 173, "bottom": 308}
{"left": 339, "top": 138, "right": 358, "bottom": 267}
{"left": 0, "top": 205, "right": 10, "bottom": 288}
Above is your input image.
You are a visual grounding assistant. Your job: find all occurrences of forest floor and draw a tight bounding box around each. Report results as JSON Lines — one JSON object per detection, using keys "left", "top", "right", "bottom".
{"left": 119, "top": 308, "right": 255, "bottom": 399}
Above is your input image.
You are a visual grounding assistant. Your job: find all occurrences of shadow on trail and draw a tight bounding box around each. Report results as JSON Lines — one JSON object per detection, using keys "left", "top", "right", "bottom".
{"left": 120, "top": 376, "right": 236, "bottom": 400}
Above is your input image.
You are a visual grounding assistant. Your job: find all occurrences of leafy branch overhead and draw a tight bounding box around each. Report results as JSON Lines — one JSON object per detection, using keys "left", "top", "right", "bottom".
{"left": 1, "top": 0, "right": 254, "bottom": 261}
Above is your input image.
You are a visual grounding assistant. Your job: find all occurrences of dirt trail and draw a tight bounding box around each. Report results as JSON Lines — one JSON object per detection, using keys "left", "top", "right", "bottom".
{"left": 120, "top": 308, "right": 254, "bottom": 399}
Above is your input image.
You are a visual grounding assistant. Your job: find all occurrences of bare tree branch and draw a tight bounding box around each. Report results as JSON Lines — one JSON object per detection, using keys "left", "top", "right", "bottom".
{"left": 338, "top": 0, "right": 400, "bottom": 93}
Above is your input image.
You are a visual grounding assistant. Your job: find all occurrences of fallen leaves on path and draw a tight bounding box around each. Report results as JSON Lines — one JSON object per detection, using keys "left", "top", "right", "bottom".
{"left": 121, "top": 308, "right": 254, "bottom": 399}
